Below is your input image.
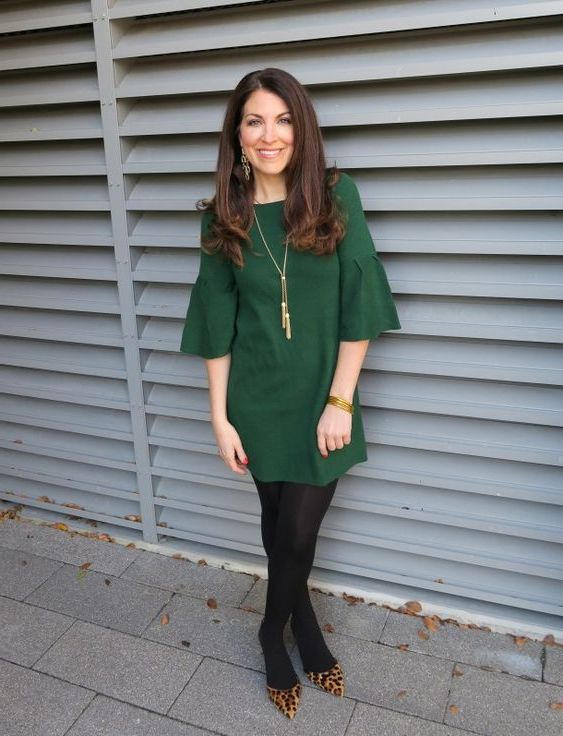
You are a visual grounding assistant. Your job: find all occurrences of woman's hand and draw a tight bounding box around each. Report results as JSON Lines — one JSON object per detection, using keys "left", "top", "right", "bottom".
{"left": 316, "top": 403, "right": 352, "bottom": 457}
{"left": 212, "top": 417, "right": 249, "bottom": 475}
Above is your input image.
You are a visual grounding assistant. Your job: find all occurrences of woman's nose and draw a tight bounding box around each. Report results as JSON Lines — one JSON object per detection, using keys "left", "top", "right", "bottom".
{"left": 260, "top": 124, "right": 277, "bottom": 143}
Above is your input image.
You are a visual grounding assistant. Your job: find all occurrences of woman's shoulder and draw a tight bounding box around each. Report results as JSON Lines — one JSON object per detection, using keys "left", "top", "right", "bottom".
{"left": 329, "top": 169, "right": 360, "bottom": 203}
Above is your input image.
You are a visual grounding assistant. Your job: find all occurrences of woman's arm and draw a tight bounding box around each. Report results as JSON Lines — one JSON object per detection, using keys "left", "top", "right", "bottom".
{"left": 205, "top": 353, "right": 231, "bottom": 423}
{"left": 205, "top": 354, "right": 249, "bottom": 475}
{"left": 328, "top": 339, "right": 369, "bottom": 403}
{"left": 316, "top": 339, "right": 369, "bottom": 457}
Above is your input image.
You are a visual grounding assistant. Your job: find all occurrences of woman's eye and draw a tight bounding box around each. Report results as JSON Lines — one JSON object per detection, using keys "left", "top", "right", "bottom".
{"left": 280, "top": 117, "right": 292, "bottom": 124}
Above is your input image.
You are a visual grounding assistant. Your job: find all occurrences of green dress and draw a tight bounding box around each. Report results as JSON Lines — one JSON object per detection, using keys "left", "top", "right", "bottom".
{"left": 179, "top": 171, "right": 401, "bottom": 485}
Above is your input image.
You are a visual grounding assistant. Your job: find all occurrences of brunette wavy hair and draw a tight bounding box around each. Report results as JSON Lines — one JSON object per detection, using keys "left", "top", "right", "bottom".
{"left": 196, "top": 67, "right": 347, "bottom": 269}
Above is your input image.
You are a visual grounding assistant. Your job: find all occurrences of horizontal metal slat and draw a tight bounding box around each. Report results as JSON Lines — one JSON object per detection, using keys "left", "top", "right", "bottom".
{"left": 359, "top": 373, "right": 563, "bottom": 427}
{"left": 111, "top": 1, "right": 563, "bottom": 59}
{"left": 0, "top": 246, "right": 116, "bottom": 279}
{"left": 0, "top": 178, "right": 110, "bottom": 210}
{"left": 364, "top": 336, "right": 563, "bottom": 385}
{"left": 0, "top": 337, "right": 126, "bottom": 378}
{"left": 118, "top": 70, "right": 563, "bottom": 138}
{"left": 0, "top": 371, "right": 129, "bottom": 410}
{"left": 0, "top": 308, "right": 125, "bottom": 347}
{"left": 364, "top": 408, "right": 562, "bottom": 465}
{"left": 0, "top": 141, "right": 106, "bottom": 176}
{"left": 0, "top": 1, "right": 92, "bottom": 34}
{"left": 361, "top": 444, "right": 563, "bottom": 504}
{"left": 0, "top": 68, "right": 100, "bottom": 109}
{"left": 0, "top": 278, "right": 120, "bottom": 312}
{"left": 0, "top": 103, "right": 102, "bottom": 143}
{"left": 115, "top": 21, "right": 563, "bottom": 98}
{"left": 0, "top": 28, "right": 96, "bottom": 73}
{"left": 0, "top": 453, "right": 137, "bottom": 494}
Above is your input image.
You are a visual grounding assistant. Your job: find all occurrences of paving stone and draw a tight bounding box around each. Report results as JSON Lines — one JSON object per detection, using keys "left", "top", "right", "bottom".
{"left": 122, "top": 550, "right": 255, "bottom": 606}
{"left": 544, "top": 645, "right": 563, "bottom": 686}
{"left": 444, "top": 662, "right": 563, "bottom": 736}
{"left": 25, "top": 563, "right": 172, "bottom": 635}
{"left": 0, "top": 546, "right": 61, "bottom": 600}
{"left": 169, "top": 657, "right": 355, "bottom": 736}
{"left": 348, "top": 700, "right": 474, "bottom": 735}
{"left": 0, "top": 596, "right": 74, "bottom": 667}
{"left": 0, "top": 519, "right": 26, "bottom": 549}
{"left": 0, "top": 517, "right": 141, "bottom": 575}
{"left": 294, "top": 630, "right": 453, "bottom": 720}
{"left": 0, "top": 658, "right": 94, "bottom": 736}
{"left": 66, "top": 694, "right": 213, "bottom": 736}
{"left": 241, "top": 578, "right": 389, "bottom": 641}
{"left": 380, "top": 609, "right": 543, "bottom": 680}
{"left": 143, "top": 592, "right": 290, "bottom": 672}
{"left": 33, "top": 620, "right": 202, "bottom": 714}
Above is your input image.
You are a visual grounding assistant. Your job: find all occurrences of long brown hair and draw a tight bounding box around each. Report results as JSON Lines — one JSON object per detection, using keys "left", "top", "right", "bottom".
{"left": 196, "top": 67, "right": 346, "bottom": 269}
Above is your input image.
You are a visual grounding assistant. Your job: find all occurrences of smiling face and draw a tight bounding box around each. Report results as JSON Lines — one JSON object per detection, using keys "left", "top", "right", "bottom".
{"left": 238, "top": 88, "right": 295, "bottom": 184}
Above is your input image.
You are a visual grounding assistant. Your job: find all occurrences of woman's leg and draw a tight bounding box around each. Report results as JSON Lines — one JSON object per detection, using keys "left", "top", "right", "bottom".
{"left": 251, "top": 474, "right": 339, "bottom": 687}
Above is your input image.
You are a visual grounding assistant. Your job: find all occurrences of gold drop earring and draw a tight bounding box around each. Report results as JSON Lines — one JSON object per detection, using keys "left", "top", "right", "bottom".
{"left": 241, "top": 150, "right": 251, "bottom": 180}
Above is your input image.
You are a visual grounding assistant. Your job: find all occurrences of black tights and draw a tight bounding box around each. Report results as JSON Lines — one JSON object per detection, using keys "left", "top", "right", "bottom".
{"left": 251, "top": 473, "right": 339, "bottom": 688}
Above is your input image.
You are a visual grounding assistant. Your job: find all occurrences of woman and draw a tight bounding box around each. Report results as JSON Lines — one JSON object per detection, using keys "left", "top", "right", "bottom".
{"left": 180, "top": 67, "right": 401, "bottom": 719}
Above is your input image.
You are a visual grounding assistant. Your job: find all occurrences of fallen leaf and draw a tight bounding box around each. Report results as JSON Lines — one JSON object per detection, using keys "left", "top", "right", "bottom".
{"left": 396, "top": 690, "right": 407, "bottom": 698}
{"left": 417, "top": 629, "right": 429, "bottom": 640}
{"left": 181, "top": 640, "right": 190, "bottom": 647}
{"left": 404, "top": 600, "right": 422, "bottom": 614}
{"left": 322, "top": 623, "right": 335, "bottom": 633}
{"left": 207, "top": 597, "right": 218, "bottom": 609}
{"left": 104, "top": 578, "right": 111, "bottom": 586}
{"left": 398, "top": 643, "right": 409, "bottom": 651}
{"left": 549, "top": 702, "right": 563, "bottom": 710}
{"left": 452, "top": 665, "right": 464, "bottom": 677}
{"left": 63, "top": 503, "right": 83, "bottom": 509}
{"left": 124, "top": 515, "right": 141, "bottom": 522}
{"left": 52, "top": 523, "right": 69, "bottom": 531}
{"left": 172, "top": 553, "right": 184, "bottom": 559}
{"left": 512, "top": 636, "right": 528, "bottom": 649}
{"left": 79, "top": 562, "right": 92, "bottom": 571}
{"left": 197, "top": 559, "right": 208, "bottom": 566}
{"left": 423, "top": 615, "right": 441, "bottom": 632}
{"left": 342, "top": 593, "right": 364, "bottom": 605}
{"left": 434, "top": 577, "right": 445, "bottom": 584}
{"left": 160, "top": 613, "right": 169, "bottom": 625}
{"left": 449, "top": 704, "right": 460, "bottom": 715}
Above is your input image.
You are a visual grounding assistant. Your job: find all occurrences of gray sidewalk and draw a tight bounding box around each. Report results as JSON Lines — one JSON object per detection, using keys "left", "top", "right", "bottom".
{"left": 0, "top": 514, "right": 562, "bottom": 736}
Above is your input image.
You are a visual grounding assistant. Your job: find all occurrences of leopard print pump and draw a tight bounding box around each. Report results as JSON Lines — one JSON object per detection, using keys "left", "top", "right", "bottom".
{"left": 290, "top": 616, "right": 345, "bottom": 696}
{"left": 305, "top": 661, "right": 345, "bottom": 696}
{"left": 266, "top": 681, "right": 302, "bottom": 719}
{"left": 259, "top": 620, "right": 302, "bottom": 718}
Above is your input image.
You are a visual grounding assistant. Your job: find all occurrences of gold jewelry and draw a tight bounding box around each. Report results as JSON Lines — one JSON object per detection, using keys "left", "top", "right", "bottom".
{"left": 241, "top": 150, "right": 251, "bottom": 180}
{"left": 327, "top": 394, "right": 354, "bottom": 414}
{"left": 253, "top": 207, "right": 291, "bottom": 339}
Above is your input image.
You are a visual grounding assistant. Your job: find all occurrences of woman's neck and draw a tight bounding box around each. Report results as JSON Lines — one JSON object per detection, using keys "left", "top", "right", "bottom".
{"left": 252, "top": 173, "right": 287, "bottom": 204}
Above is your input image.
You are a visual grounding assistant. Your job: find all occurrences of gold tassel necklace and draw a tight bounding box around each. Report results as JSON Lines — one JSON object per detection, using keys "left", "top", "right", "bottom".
{"left": 253, "top": 205, "right": 291, "bottom": 339}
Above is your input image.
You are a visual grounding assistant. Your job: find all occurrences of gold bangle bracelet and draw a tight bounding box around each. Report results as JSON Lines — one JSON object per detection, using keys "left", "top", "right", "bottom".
{"left": 327, "top": 394, "right": 354, "bottom": 414}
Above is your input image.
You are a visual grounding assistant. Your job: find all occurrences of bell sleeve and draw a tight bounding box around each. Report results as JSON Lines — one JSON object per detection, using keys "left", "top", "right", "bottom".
{"left": 179, "top": 211, "right": 238, "bottom": 359}
{"left": 335, "top": 173, "right": 401, "bottom": 341}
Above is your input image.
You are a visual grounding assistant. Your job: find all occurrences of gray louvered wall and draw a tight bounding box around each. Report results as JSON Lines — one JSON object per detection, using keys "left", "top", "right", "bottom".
{"left": 0, "top": 0, "right": 562, "bottom": 634}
